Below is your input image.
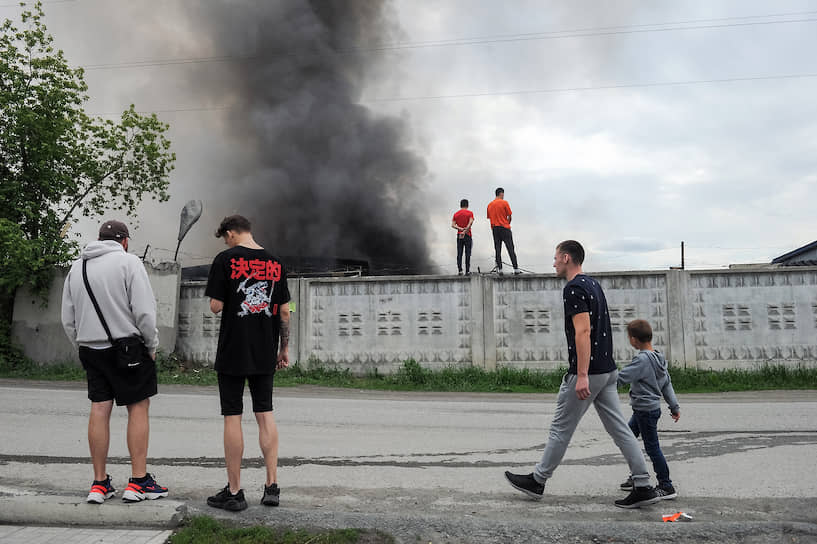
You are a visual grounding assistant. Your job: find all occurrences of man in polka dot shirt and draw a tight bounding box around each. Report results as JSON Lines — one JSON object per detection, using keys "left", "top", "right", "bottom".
{"left": 505, "top": 240, "right": 661, "bottom": 509}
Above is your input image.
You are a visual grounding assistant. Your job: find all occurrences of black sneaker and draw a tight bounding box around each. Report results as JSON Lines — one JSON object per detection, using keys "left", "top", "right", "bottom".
{"left": 87, "top": 474, "right": 115, "bottom": 504}
{"left": 614, "top": 486, "right": 661, "bottom": 509}
{"left": 504, "top": 471, "right": 544, "bottom": 500}
{"left": 656, "top": 484, "right": 677, "bottom": 500}
{"left": 207, "top": 485, "right": 248, "bottom": 511}
{"left": 620, "top": 475, "right": 633, "bottom": 490}
{"left": 261, "top": 483, "right": 280, "bottom": 506}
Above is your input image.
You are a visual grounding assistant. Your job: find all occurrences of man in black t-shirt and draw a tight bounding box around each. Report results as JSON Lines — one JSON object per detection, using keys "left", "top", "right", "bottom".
{"left": 505, "top": 240, "right": 661, "bottom": 509}
{"left": 204, "top": 215, "right": 291, "bottom": 511}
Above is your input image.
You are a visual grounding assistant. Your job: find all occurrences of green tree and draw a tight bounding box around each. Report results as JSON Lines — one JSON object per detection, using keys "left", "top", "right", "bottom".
{"left": 0, "top": 2, "right": 175, "bottom": 335}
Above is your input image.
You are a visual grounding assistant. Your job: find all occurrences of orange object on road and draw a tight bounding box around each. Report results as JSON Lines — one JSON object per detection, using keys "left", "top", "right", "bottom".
{"left": 662, "top": 512, "right": 693, "bottom": 522}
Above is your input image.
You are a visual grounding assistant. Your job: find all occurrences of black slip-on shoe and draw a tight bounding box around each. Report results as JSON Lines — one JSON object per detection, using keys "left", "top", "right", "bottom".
{"left": 614, "top": 486, "right": 661, "bottom": 509}
{"left": 207, "top": 485, "right": 248, "bottom": 511}
{"left": 656, "top": 484, "right": 677, "bottom": 500}
{"left": 261, "top": 483, "right": 280, "bottom": 506}
{"left": 504, "top": 471, "right": 545, "bottom": 500}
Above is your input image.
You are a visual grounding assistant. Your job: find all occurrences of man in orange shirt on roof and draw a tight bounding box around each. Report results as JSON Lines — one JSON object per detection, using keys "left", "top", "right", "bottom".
{"left": 487, "top": 187, "right": 520, "bottom": 275}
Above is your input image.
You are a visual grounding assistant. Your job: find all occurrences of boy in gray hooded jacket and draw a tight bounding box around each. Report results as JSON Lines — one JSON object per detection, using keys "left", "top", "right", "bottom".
{"left": 617, "top": 319, "right": 680, "bottom": 499}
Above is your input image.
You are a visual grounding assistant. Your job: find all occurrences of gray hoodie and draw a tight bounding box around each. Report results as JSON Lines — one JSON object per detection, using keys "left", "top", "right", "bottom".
{"left": 617, "top": 350, "right": 680, "bottom": 414}
{"left": 61, "top": 240, "right": 159, "bottom": 352}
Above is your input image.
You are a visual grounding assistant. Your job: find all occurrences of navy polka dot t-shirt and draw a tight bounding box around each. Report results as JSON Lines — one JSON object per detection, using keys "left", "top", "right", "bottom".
{"left": 563, "top": 274, "right": 616, "bottom": 375}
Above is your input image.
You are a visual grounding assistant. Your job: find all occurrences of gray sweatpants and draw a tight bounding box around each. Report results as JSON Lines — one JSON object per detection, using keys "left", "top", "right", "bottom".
{"left": 533, "top": 370, "right": 652, "bottom": 488}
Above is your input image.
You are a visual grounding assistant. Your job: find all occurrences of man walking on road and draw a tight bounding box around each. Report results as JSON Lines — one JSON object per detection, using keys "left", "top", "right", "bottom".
{"left": 205, "top": 215, "right": 291, "bottom": 511}
{"left": 486, "top": 187, "right": 520, "bottom": 274}
{"left": 61, "top": 220, "right": 168, "bottom": 504}
{"left": 504, "top": 240, "right": 660, "bottom": 508}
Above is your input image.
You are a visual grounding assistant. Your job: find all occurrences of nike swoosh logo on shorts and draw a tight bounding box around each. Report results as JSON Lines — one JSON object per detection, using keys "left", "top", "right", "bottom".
{"left": 127, "top": 362, "right": 141, "bottom": 367}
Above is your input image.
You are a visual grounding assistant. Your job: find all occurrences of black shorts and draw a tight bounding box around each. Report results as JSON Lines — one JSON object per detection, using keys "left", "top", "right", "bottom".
{"left": 217, "top": 373, "right": 275, "bottom": 416}
{"left": 79, "top": 346, "right": 157, "bottom": 406}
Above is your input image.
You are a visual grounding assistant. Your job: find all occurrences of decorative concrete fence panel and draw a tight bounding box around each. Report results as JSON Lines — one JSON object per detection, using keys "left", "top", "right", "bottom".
{"left": 12, "top": 262, "right": 180, "bottom": 363}
{"left": 595, "top": 273, "right": 671, "bottom": 366}
{"left": 487, "top": 273, "right": 671, "bottom": 371}
{"left": 687, "top": 269, "right": 817, "bottom": 370}
{"left": 175, "top": 281, "right": 218, "bottom": 366}
{"left": 298, "top": 276, "right": 474, "bottom": 374}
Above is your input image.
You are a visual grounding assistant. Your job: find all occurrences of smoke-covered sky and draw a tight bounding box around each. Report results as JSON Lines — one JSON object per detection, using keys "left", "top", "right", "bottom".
{"left": 7, "top": 0, "right": 817, "bottom": 273}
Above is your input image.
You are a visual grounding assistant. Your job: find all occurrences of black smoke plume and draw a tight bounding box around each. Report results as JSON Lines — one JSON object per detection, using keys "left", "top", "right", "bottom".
{"left": 185, "top": 1, "right": 431, "bottom": 274}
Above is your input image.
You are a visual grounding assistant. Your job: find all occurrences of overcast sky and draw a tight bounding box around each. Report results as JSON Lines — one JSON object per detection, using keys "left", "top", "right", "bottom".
{"left": 6, "top": 0, "right": 816, "bottom": 274}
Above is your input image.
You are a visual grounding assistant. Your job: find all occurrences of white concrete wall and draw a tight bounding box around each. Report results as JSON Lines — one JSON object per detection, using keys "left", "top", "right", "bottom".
{"left": 15, "top": 265, "right": 817, "bottom": 373}
{"left": 11, "top": 263, "right": 180, "bottom": 363}
{"left": 174, "top": 281, "right": 217, "bottom": 366}
{"left": 172, "top": 266, "right": 817, "bottom": 373}
{"left": 685, "top": 269, "right": 817, "bottom": 369}
{"left": 300, "top": 275, "right": 474, "bottom": 373}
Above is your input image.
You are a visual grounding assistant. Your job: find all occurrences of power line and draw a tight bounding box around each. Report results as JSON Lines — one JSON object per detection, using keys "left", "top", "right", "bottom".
{"left": 88, "top": 71, "right": 817, "bottom": 115}
{"left": 363, "top": 72, "right": 817, "bottom": 103}
{"left": 358, "top": 15, "right": 817, "bottom": 53}
{"left": 83, "top": 54, "right": 255, "bottom": 71}
{"left": 371, "top": 10, "right": 817, "bottom": 48}
{"left": 598, "top": 244, "right": 791, "bottom": 254}
{"left": 75, "top": 11, "right": 817, "bottom": 71}
{"left": 682, "top": 245, "right": 795, "bottom": 251}
{"left": 89, "top": 104, "right": 230, "bottom": 116}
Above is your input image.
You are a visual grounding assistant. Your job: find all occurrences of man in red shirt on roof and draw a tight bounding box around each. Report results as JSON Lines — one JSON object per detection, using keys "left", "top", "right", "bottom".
{"left": 451, "top": 199, "right": 475, "bottom": 275}
{"left": 487, "top": 187, "right": 520, "bottom": 274}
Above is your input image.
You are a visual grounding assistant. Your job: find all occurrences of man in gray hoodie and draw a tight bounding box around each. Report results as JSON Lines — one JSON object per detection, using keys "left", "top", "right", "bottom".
{"left": 62, "top": 220, "right": 168, "bottom": 504}
{"left": 617, "top": 319, "right": 681, "bottom": 500}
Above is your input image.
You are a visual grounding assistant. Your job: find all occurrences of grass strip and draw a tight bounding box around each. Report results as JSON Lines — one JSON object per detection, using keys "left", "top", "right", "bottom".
{"left": 275, "top": 359, "right": 817, "bottom": 393}
{"left": 2, "top": 345, "right": 816, "bottom": 394}
{"left": 170, "top": 515, "right": 393, "bottom": 544}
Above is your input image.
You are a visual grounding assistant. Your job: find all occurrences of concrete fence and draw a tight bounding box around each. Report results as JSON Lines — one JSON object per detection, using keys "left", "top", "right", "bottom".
{"left": 12, "top": 265, "right": 817, "bottom": 372}
{"left": 174, "top": 267, "right": 817, "bottom": 372}
{"left": 11, "top": 264, "right": 180, "bottom": 364}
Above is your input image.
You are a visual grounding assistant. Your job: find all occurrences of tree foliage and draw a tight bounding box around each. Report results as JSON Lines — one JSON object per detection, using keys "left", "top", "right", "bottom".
{"left": 0, "top": 1, "right": 175, "bottom": 303}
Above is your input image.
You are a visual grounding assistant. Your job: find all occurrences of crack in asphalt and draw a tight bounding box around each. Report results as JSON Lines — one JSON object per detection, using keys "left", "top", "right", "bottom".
{"left": 1, "top": 431, "right": 814, "bottom": 469}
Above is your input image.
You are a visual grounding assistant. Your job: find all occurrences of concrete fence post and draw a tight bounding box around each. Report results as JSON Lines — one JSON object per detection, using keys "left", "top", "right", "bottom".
{"left": 665, "top": 269, "right": 686, "bottom": 367}
{"left": 481, "top": 275, "right": 496, "bottom": 371}
{"left": 666, "top": 269, "right": 697, "bottom": 369}
{"left": 297, "top": 277, "right": 309, "bottom": 367}
{"left": 469, "top": 273, "right": 485, "bottom": 369}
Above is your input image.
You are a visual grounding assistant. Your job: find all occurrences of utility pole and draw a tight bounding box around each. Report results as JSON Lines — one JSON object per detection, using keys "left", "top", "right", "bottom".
{"left": 670, "top": 241, "right": 685, "bottom": 270}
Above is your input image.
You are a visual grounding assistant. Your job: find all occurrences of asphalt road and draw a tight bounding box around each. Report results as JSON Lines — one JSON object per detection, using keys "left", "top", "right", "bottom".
{"left": 1, "top": 380, "right": 815, "bottom": 543}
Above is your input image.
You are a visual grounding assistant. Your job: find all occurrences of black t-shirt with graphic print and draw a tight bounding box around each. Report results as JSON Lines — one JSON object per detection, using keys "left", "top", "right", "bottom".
{"left": 205, "top": 246, "right": 291, "bottom": 376}
{"left": 562, "top": 274, "right": 616, "bottom": 375}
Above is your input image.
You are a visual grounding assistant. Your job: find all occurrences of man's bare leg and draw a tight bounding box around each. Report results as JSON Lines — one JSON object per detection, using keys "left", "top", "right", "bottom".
{"left": 126, "top": 398, "right": 150, "bottom": 478}
{"left": 224, "top": 414, "right": 244, "bottom": 493}
{"left": 255, "top": 411, "right": 279, "bottom": 486}
{"left": 88, "top": 400, "right": 113, "bottom": 481}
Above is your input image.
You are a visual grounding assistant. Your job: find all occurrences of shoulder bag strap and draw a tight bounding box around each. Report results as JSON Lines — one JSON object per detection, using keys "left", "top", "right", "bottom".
{"left": 82, "top": 258, "right": 115, "bottom": 345}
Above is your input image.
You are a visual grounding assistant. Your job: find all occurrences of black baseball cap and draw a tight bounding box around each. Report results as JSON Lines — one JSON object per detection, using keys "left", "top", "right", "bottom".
{"left": 99, "top": 220, "right": 130, "bottom": 241}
